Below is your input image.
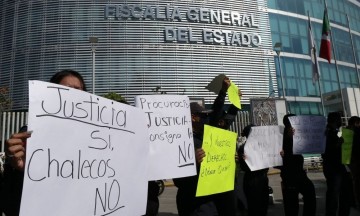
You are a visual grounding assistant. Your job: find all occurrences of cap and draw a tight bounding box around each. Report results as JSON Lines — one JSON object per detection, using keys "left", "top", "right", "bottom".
{"left": 190, "top": 102, "right": 212, "bottom": 114}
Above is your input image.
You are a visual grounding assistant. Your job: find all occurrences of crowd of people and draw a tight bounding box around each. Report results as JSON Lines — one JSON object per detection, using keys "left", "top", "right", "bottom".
{"left": 1, "top": 69, "right": 360, "bottom": 216}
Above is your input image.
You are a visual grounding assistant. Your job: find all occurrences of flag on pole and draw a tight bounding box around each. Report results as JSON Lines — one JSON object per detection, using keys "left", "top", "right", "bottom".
{"left": 308, "top": 16, "right": 320, "bottom": 84}
{"left": 319, "top": 7, "right": 331, "bottom": 63}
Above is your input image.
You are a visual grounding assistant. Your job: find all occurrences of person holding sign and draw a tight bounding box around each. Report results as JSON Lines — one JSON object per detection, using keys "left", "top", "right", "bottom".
{"left": 350, "top": 116, "right": 360, "bottom": 210}
{"left": 1, "top": 69, "right": 86, "bottom": 216}
{"left": 205, "top": 74, "right": 242, "bottom": 129}
{"left": 280, "top": 114, "right": 316, "bottom": 216}
{"left": 238, "top": 124, "right": 269, "bottom": 216}
{"left": 322, "top": 112, "right": 353, "bottom": 216}
{"left": 173, "top": 76, "right": 238, "bottom": 216}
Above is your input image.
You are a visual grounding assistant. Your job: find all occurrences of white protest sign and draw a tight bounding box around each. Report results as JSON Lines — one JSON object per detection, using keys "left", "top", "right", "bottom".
{"left": 244, "top": 126, "right": 284, "bottom": 171}
{"left": 21, "top": 81, "right": 149, "bottom": 216}
{"left": 289, "top": 115, "right": 326, "bottom": 154}
{"left": 135, "top": 95, "right": 196, "bottom": 180}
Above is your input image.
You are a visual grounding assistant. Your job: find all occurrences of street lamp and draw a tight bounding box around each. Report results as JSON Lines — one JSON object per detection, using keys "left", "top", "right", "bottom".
{"left": 89, "top": 36, "right": 98, "bottom": 94}
{"left": 274, "top": 42, "right": 286, "bottom": 99}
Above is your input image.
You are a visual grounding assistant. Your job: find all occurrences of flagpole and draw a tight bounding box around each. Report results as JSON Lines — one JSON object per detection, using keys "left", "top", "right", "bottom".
{"left": 317, "top": 75, "right": 325, "bottom": 116}
{"left": 346, "top": 14, "right": 360, "bottom": 88}
{"left": 267, "top": 59, "right": 275, "bottom": 97}
{"left": 325, "top": 0, "right": 348, "bottom": 120}
{"left": 346, "top": 14, "right": 360, "bottom": 116}
{"left": 307, "top": 11, "right": 325, "bottom": 115}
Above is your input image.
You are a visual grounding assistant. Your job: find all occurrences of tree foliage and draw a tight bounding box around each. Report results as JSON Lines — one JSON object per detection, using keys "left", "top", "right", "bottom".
{"left": 0, "top": 87, "right": 11, "bottom": 112}
{"left": 102, "top": 92, "right": 128, "bottom": 104}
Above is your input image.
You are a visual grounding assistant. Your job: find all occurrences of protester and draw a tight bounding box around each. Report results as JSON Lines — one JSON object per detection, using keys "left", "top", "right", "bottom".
{"left": 238, "top": 124, "right": 269, "bottom": 216}
{"left": 173, "top": 76, "right": 238, "bottom": 216}
{"left": 281, "top": 114, "right": 316, "bottom": 216}
{"left": 143, "top": 181, "right": 161, "bottom": 216}
{"left": 322, "top": 112, "right": 352, "bottom": 216}
{"left": 1, "top": 69, "right": 86, "bottom": 216}
{"left": 350, "top": 116, "right": 360, "bottom": 210}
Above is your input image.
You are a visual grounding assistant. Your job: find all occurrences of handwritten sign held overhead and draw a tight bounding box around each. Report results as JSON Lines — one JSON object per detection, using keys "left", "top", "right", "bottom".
{"left": 289, "top": 116, "right": 326, "bottom": 154}
{"left": 244, "top": 126, "right": 283, "bottom": 171}
{"left": 135, "top": 95, "right": 196, "bottom": 180}
{"left": 196, "top": 125, "right": 237, "bottom": 197}
{"left": 21, "top": 81, "right": 149, "bottom": 216}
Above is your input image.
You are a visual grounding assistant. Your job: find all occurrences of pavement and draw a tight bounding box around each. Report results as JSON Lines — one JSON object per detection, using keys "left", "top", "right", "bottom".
{"left": 158, "top": 170, "right": 360, "bottom": 216}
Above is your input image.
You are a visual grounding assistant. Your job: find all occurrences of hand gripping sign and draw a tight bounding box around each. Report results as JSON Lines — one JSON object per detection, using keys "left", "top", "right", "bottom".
{"left": 21, "top": 81, "right": 149, "bottom": 216}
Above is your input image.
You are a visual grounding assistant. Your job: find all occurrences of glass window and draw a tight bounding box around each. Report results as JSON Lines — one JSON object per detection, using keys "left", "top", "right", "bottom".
{"left": 332, "top": 28, "right": 354, "bottom": 63}
{"left": 289, "top": 18, "right": 298, "bottom": 35}
{"left": 270, "top": 0, "right": 360, "bottom": 32}
{"left": 292, "top": 37, "right": 303, "bottom": 53}
{"left": 298, "top": 20, "right": 307, "bottom": 37}
{"left": 286, "top": 0, "right": 297, "bottom": 13}
{"left": 281, "top": 35, "right": 291, "bottom": 51}
{"left": 272, "top": 33, "right": 281, "bottom": 47}
{"left": 268, "top": 0, "right": 276, "bottom": 9}
{"left": 354, "top": 34, "right": 360, "bottom": 63}
{"left": 279, "top": 18, "right": 289, "bottom": 33}
{"left": 302, "top": 38, "right": 309, "bottom": 54}
{"left": 270, "top": 15, "right": 279, "bottom": 32}
{"left": 296, "top": 0, "right": 305, "bottom": 14}
{"left": 288, "top": 102, "right": 322, "bottom": 115}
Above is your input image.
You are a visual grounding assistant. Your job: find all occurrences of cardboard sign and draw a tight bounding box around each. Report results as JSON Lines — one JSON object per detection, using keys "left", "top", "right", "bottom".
{"left": 289, "top": 116, "right": 326, "bottom": 154}
{"left": 196, "top": 125, "right": 237, "bottom": 197}
{"left": 135, "top": 95, "right": 196, "bottom": 180}
{"left": 244, "top": 126, "right": 284, "bottom": 171}
{"left": 21, "top": 81, "right": 149, "bottom": 216}
{"left": 206, "top": 75, "right": 241, "bottom": 109}
{"left": 205, "top": 74, "right": 226, "bottom": 94}
{"left": 227, "top": 81, "right": 241, "bottom": 109}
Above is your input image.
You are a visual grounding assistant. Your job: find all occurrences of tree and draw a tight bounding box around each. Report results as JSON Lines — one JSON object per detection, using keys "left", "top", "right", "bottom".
{"left": 0, "top": 87, "right": 11, "bottom": 112}
{"left": 102, "top": 92, "right": 128, "bottom": 104}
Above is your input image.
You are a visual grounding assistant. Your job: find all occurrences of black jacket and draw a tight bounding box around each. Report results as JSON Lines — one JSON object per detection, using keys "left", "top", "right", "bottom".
{"left": 173, "top": 89, "right": 239, "bottom": 190}
{"left": 281, "top": 126, "right": 304, "bottom": 176}
{"left": 322, "top": 126, "right": 343, "bottom": 169}
{"left": 1, "top": 163, "right": 24, "bottom": 216}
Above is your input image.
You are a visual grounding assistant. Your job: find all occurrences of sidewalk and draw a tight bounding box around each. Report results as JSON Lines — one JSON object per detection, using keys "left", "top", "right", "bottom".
{"left": 159, "top": 171, "right": 360, "bottom": 216}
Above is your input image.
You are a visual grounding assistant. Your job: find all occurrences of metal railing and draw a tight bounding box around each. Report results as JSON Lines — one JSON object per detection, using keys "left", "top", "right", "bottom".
{"left": 303, "top": 156, "right": 323, "bottom": 172}
{"left": 229, "top": 110, "right": 251, "bottom": 135}
{"left": 0, "top": 112, "right": 28, "bottom": 152}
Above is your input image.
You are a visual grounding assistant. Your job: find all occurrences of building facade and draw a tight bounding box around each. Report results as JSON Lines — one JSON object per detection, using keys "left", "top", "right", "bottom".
{"left": 1, "top": 0, "right": 360, "bottom": 117}
{"left": 0, "top": 0, "right": 274, "bottom": 110}
{"left": 268, "top": 0, "right": 360, "bottom": 115}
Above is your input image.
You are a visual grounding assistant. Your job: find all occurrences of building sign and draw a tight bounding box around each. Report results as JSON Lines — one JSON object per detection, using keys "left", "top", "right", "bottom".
{"left": 104, "top": 5, "right": 261, "bottom": 47}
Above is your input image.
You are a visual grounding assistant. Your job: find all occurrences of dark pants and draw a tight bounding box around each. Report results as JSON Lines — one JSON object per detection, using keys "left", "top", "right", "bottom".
{"left": 244, "top": 171, "right": 269, "bottom": 216}
{"left": 281, "top": 171, "right": 316, "bottom": 216}
{"left": 1, "top": 164, "right": 24, "bottom": 216}
{"left": 143, "top": 181, "right": 160, "bottom": 216}
{"left": 323, "top": 164, "right": 353, "bottom": 216}
{"left": 211, "top": 190, "right": 237, "bottom": 216}
{"left": 176, "top": 189, "right": 236, "bottom": 216}
{"left": 351, "top": 165, "right": 360, "bottom": 208}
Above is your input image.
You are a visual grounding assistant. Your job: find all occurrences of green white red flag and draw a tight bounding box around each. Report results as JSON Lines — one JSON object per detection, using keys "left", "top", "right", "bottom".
{"left": 319, "top": 8, "right": 331, "bottom": 63}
